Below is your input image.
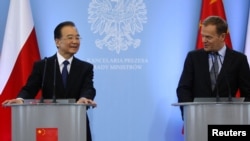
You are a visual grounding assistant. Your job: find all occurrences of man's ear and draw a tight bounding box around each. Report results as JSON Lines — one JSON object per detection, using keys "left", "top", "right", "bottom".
{"left": 55, "top": 39, "right": 60, "bottom": 47}
{"left": 220, "top": 33, "right": 226, "bottom": 41}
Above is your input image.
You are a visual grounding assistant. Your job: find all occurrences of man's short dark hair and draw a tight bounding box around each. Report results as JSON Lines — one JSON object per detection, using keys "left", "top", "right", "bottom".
{"left": 202, "top": 16, "right": 228, "bottom": 35}
{"left": 54, "top": 21, "right": 75, "bottom": 39}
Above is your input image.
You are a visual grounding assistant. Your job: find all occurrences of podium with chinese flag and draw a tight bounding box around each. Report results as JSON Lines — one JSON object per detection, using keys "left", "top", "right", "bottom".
{"left": 36, "top": 128, "right": 58, "bottom": 141}
{"left": 5, "top": 99, "right": 90, "bottom": 141}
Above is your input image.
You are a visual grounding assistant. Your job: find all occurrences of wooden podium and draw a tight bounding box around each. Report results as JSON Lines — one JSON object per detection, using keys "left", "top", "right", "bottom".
{"left": 173, "top": 99, "right": 250, "bottom": 141}
{"left": 4, "top": 99, "right": 91, "bottom": 141}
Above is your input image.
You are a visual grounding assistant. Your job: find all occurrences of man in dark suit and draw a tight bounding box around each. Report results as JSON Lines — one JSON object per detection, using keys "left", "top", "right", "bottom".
{"left": 176, "top": 16, "right": 250, "bottom": 117}
{"left": 2, "top": 21, "right": 96, "bottom": 141}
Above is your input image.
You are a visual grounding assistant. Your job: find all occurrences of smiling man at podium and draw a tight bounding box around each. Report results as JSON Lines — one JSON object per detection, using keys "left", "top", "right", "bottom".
{"left": 2, "top": 21, "right": 97, "bottom": 141}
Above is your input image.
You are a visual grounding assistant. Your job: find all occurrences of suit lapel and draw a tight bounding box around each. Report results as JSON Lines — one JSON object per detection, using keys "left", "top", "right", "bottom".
{"left": 199, "top": 51, "right": 212, "bottom": 88}
{"left": 217, "top": 48, "right": 233, "bottom": 83}
{"left": 65, "top": 58, "right": 81, "bottom": 95}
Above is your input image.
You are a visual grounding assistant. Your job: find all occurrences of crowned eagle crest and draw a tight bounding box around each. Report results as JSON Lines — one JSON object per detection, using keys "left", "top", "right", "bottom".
{"left": 88, "top": 0, "right": 147, "bottom": 54}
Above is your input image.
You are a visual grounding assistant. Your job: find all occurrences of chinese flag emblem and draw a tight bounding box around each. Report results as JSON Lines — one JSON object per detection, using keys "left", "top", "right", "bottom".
{"left": 36, "top": 128, "right": 58, "bottom": 141}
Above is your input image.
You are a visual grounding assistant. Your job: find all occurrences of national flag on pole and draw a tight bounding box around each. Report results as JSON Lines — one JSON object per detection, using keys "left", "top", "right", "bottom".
{"left": 36, "top": 128, "right": 58, "bottom": 141}
{"left": 244, "top": 9, "right": 250, "bottom": 64}
{"left": 0, "top": 0, "right": 41, "bottom": 140}
{"left": 196, "top": 0, "right": 232, "bottom": 49}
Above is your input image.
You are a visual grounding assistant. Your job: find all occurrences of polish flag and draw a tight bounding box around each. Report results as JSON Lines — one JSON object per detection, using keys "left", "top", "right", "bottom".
{"left": 0, "top": 0, "right": 40, "bottom": 140}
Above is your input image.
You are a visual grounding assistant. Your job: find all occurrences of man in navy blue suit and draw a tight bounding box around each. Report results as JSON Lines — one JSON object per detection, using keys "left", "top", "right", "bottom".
{"left": 176, "top": 16, "right": 250, "bottom": 117}
{"left": 3, "top": 21, "right": 96, "bottom": 141}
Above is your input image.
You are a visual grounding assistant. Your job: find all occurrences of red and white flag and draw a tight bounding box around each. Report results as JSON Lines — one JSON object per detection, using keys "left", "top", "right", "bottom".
{"left": 244, "top": 9, "right": 250, "bottom": 64}
{"left": 0, "top": 0, "right": 40, "bottom": 140}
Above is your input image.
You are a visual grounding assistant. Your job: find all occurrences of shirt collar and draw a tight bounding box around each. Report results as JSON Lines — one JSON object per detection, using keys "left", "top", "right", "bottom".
{"left": 217, "top": 45, "right": 226, "bottom": 57}
{"left": 56, "top": 52, "right": 73, "bottom": 65}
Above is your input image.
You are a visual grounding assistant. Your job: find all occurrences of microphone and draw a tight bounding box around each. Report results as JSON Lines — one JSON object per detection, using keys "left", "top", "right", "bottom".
{"left": 210, "top": 52, "right": 220, "bottom": 102}
{"left": 217, "top": 54, "right": 232, "bottom": 101}
{"left": 39, "top": 57, "right": 47, "bottom": 103}
{"left": 52, "top": 58, "right": 57, "bottom": 103}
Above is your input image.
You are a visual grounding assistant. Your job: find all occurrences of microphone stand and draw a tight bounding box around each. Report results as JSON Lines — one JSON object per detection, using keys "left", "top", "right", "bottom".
{"left": 217, "top": 54, "right": 232, "bottom": 102}
{"left": 40, "top": 57, "right": 47, "bottom": 103}
{"left": 52, "top": 58, "right": 57, "bottom": 103}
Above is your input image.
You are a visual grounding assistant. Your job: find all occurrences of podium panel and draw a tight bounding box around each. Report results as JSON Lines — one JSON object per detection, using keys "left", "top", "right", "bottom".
{"left": 173, "top": 102, "right": 250, "bottom": 141}
{"left": 6, "top": 100, "right": 89, "bottom": 141}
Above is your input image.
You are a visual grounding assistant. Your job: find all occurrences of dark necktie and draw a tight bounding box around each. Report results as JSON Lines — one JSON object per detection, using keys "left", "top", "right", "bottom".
{"left": 210, "top": 53, "right": 219, "bottom": 91}
{"left": 62, "top": 60, "right": 69, "bottom": 87}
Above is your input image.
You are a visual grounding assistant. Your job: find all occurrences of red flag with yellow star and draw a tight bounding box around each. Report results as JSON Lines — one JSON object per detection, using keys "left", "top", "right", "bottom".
{"left": 196, "top": 0, "right": 232, "bottom": 49}
{"left": 36, "top": 128, "right": 58, "bottom": 141}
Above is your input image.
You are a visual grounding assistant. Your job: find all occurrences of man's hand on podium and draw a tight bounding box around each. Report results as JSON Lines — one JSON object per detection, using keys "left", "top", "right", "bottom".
{"left": 2, "top": 98, "right": 24, "bottom": 105}
{"left": 76, "top": 97, "right": 97, "bottom": 108}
